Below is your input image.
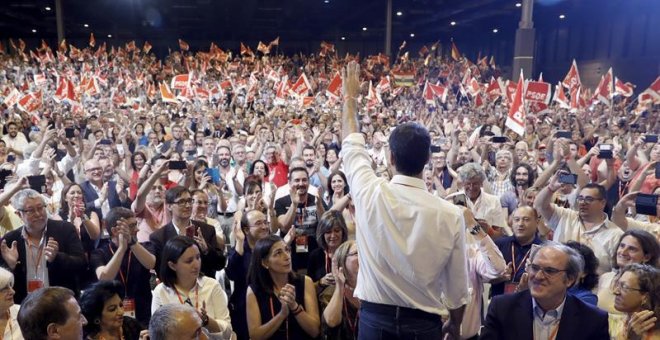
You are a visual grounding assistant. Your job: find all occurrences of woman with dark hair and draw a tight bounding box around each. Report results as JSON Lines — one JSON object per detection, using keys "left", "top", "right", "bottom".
{"left": 152, "top": 122, "right": 166, "bottom": 143}
{"left": 596, "top": 229, "right": 659, "bottom": 329}
{"left": 128, "top": 151, "right": 147, "bottom": 201}
{"left": 249, "top": 160, "right": 270, "bottom": 181}
{"left": 56, "top": 183, "right": 101, "bottom": 251}
{"left": 307, "top": 211, "right": 349, "bottom": 290}
{"left": 565, "top": 241, "right": 600, "bottom": 306}
{"left": 80, "top": 280, "right": 144, "bottom": 340}
{"left": 246, "top": 235, "right": 320, "bottom": 339}
{"left": 611, "top": 264, "right": 660, "bottom": 339}
{"left": 151, "top": 236, "right": 232, "bottom": 338}
{"left": 319, "top": 240, "right": 359, "bottom": 339}
{"left": 324, "top": 147, "right": 342, "bottom": 174}
{"left": 326, "top": 171, "right": 356, "bottom": 240}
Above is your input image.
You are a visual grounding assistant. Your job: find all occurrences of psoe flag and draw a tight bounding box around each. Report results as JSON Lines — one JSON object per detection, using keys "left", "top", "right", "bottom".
{"left": 505, "top": 70, "right": 526, "bottom": 136}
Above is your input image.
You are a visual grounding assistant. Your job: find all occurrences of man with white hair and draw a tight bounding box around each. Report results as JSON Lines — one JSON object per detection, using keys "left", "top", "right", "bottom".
{"left": 150, "top": 304, "right": 210, "bottom": 340}
{"left": 487, "top": 149, "right": 515, "bottom": 198}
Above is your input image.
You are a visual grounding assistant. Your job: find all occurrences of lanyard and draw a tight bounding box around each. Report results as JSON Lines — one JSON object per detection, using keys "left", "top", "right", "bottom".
{"left": 108, "top": 244, "right": 132, "bottom": 297}
{"left": 343, "top": 296, "right": 359, "bottom": 338}
{"left": 269, "top": 296, "right": 288, "bottom": 340}
{"left": 511, "top": 243, "right": 531, "bottom": 282}
{"left": 324, "top": 251, "right": 331, "bottom": 274}
{"left": 618, "top": 180, "right": 630, "bottom": 200}
{"left": 26, "top": 233, "right": 47, "bottom": 278}
{"left": 174, "top": 283, "right": 199, "bottom": 309}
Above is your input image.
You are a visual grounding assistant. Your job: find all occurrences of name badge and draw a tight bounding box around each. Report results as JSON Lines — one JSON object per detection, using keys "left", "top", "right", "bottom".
{"left": 28, "top": 279, "right": 44, "bottom": 293}
{"left": 295, "top": 235, "right": 309, "bottom": 253}
{"left": 123, "top": 298, "right": 136, "bottom": 318}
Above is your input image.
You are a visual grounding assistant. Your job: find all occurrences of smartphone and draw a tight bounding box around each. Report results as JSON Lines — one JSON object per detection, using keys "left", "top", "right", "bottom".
{"left": 598, "top": 144, "right": 613, "bottom": 159}
{"left": 645, "top": 135, "right": 658, "bottom": 143}
{"left": 65, "top": 128, "right": 75, "bottom": 138}
{"left": 185, "top": 225, "right": 197, "bottom": 238}
{"left": 488, "top": 151, "right": 496, "bottom": 166}
{"left": 0, "top": 169, "right": 12, "bottom": 188}
{"left": 47, "top": 120, "right": 56, "bottom": 130}
{"left": 99, "top": 139, "right": 113, "bottom": 145}
{"left": 169, "top": 161, "right": 187, "bottom": 170}
{"left": 430, "top": 145, "right": 442, "bottom": 153}
{"left": 656, "top": 163, "right": 660, "bottom": 179}
{"left": 635, "top": 194, "right": 658, "bottom": 216}
{"left": 28, "top": 175, "right": 46, "bottom": 194}
{"left": 555, "top": 131, "right": 572, "bottom": 139}
{"left": 206, "top": 168, "right": 221, "bottom": 185}
{"left": 453, "top": 193, "right": 468, "bottom": 207}
{"left": 558, "top": 173, "right": 578, "bottom": 185}
{"left": 6, "top": 154, "right": 15, "bottom": 163}
{"left": 492, "top": 136, "right": 507, "bottom": 143}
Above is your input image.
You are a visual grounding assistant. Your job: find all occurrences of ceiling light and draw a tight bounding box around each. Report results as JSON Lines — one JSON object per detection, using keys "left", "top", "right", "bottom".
{"left": 45, "top": 6, "right": 51, "bottom": 11}
{"left": 515, "top": 3, "right": 521, "bottom": 7}
{"left": 396, "top": 11, "right": 403, "bottom": 16}
{"left": 84, "top": 24, "right": 89, "bottom": 28}
{"left": 493, "top": 28, "right": 498, "bottom": 33}
{"left": 559, "top": 14, "right": 565, "bottom": 19}
{"left": 324, "top": 0, "right": 329, "bottom": 3}
{"left": 362, "top": 27, "right": 367, "bottom": 31}
{"left": 107, "top": 34, "right": 112, "bottom": 38}
{"left": 32, "top": 29, "right": 37, "bottom": 33}
{"left": 341, "top": 36, "right": 346, "bottom": 40}
{"left": 450, "top": 21, "right": 456, "bottom": 26}
{"left": 410, "top": 33, "right": 415, "bottom": 37}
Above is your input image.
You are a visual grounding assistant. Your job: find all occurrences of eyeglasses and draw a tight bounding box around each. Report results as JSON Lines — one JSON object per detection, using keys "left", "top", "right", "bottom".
{"left": 19, "top": 205, "right": 46, "bottom": 216}
{"left": 576, "top": 196, "right": 602, "bottom": 204}
{"left": 526, "top": 263, "right": 568, "bottom": 277}
{"left": 172, "top": 199, "right": 193, "bottom": 206}
{"left": 613, "top": 281, "right": 645, "bottom": 294}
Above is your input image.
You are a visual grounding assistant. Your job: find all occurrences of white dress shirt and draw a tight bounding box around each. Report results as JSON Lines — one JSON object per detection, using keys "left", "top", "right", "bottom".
{"left": 547, "top": 207, "right": 622, "bottom": 274}
{"left": 466, "top": 189, "right": 512, "bottom": 236}
{"left": 341, "top": 133, "right": 469, "bottom": 314}
{"left": 151, "top": 276, "right": 232, "bottom": 339}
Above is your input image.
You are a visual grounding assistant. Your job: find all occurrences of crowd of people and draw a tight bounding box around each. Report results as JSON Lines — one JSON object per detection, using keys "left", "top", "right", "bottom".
{"left": 0, "top": 37, "right": 658, "bottom": 340}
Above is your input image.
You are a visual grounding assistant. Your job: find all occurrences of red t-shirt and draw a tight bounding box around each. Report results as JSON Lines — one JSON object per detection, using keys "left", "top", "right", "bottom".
{"left": 268, "top": 160, "right": 289, "bottom": 188}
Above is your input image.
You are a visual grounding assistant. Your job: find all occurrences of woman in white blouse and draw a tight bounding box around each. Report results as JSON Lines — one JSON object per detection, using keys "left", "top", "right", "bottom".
{"left": 151, "top": 236, "right": 232, "bottom": 339}
{"left": 0, "top": 267, "right": 22, "bottom": 340}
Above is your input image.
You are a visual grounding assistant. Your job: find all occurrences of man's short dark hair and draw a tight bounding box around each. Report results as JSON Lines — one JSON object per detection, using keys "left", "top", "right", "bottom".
{"left": 302, "top": 145, "right": 315, "bottom": 154}
{"left": 6, "top": 121, "right": 18, "bottom": 129}
{"left": 388, "top": 122, "right": 431, "bottom": 176}
{"left": 104, "top": 207, "right": 135, "bottom": 235}
{"left": 288, "top": 167, "right": 309, "bottom": 181}
{"left": 165, "top": 186, "right": 190, "bottom": 204}
{"left": 582, "top": 183, "right": 607, "bottom": 201}
{"left": 18, "top": 287, "right": 76, "bottom": 340}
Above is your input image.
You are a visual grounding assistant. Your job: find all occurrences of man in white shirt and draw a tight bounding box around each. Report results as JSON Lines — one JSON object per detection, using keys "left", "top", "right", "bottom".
{"left": 341, "top": 61, "right": 468, "bottom": 340}
{"left": 535, "top": 173, "right": 623, "bottom": 274}
{"left": 2, "top": 121, "right": 28, "bottom": 157}
{"left": 456, "top": 162, "right": 511, "bottom": 238}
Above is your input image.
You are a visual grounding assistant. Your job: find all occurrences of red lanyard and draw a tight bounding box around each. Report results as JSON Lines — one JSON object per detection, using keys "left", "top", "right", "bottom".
{"left": 26, "top": 234, "right": 46, "bottom": 277}
{"left": 324, "top": 251, "right": 331, "bottom": 274}
{"left": 269, "top": 296, "right": 288, "bottom": 340}
{"left": 175, "top": 283, "right": 199, "bottom": 309}
{"left": 343, "top": 296, "right": 359, "bottom": 337}
{"left": 511, "top": 243, "right": 531, "bottom": 282}
{"left": 108, "top": 245, "right": 131, "bottom": 296}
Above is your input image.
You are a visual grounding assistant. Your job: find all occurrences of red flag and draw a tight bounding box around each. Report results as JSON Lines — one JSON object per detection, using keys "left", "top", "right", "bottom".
{"left": 33, "top": 73, "right": 47, "bottom": 87}
{"left": 320, "top": 41, "right": 335, "bottom": 53}
{"left": 240, "top": 42, "right": 249, "bottom": 55}
{"left": 593, "top": 67, "right": 613, "bottom": 105}
{"left": 451, "top": 41, "right": 461, "bottom": 61}
{"left": 160, "top": 82, "right": 178, "bottom": 103}
{"left": 257, "top": 41, "right": 270, "bottom": 54}
{"left": 171, "top": 73, "right": 191, "bottom": 90}
{"left": 569, "top": 86, "right": 581, "bottom": 112}
{"left": 178, "top": 39, "right": 189, "bottom": 51}
{"left": 614, "top": 77, "right": 634, "bottom": 98}
{"left": 468, "top": 77, "right": 481, "bottom": 96}
{"left": 418, "top": 45, "right": 430, "bottom": 57}
{"left": 366, "top": 81, "right": 382, "bottom": 108}
{"left": 53, "top": 77, "right": 67, "bottom": 103}
{"left": 146, "top": 82, "right": 157, "bottom": 100}
{"left": 89, "top": 33, "right": 96, "bottom": 47}
{"left": 505, "top": 70, "right": 526, "bottom": 136}
{"left": 59, "top": 39, "right": 67, "bottom": 53}
{"left": 17, "top": 90, "right": 43, "bottom": 113}
{"left": 486, "top": 77, "right": 504, "bottom": 100}
{"left": 376, "top": 76, "right": 391, "bottom": 93}
{"left": 274, "top": 76, "right": 289, "bottom": 105}
{"left": 562, "top": 59, "right": 581, "bottom": 90}
{"left": 646, "top": 76, "right": 660, "bottom": 102}
{"left": 290, "top": 73, "right": 312, "bottom": 96}
{"left": 3, "top": 88, "right": 21, "bottom": 107}
{"left": 474, "top": 93, "right": 486, "bottom": 109}
{"left": 325, "top": 73, "right": 342, "bottom": 100}
{"left": 524, "top": 81, "right": 552, "bottom": 105}
{"left": 65, "top": 78, "right": 78, "bottom": 105}
{"left": 269, "top": 37, "right": 280, "bottom": 47}
{"left": 505, "top": 80, "right": 517, "bottom": 104}
{"left": 553, "top": 82, "right": 570, "bottom": 109}
{"left": 423, "top": 81, "right": 448, "bottom": 105}
{"left": 143, "top": 41, "right": 152, "bottom": 54}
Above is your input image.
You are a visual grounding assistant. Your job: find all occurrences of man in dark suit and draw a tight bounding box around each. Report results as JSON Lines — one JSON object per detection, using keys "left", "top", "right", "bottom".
{"left": 0, "top": 189, "right": 86, "bottom": 303}
{"left": 81, "top": 158, "right": 130, "bottom": 219}
{"left": 480, "top": 242, "right": 609, "bottom": 340}
{"left": 149, "top": 186, "right": 225, "bottom": 278}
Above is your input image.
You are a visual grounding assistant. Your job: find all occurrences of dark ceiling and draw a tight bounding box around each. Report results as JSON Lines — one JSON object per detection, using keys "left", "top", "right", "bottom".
{"left": 0, "top": 0, "right": 588, "bottom": 44}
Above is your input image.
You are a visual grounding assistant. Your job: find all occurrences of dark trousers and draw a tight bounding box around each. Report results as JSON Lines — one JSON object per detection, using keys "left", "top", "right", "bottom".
{"left": 358, "top": 301, "right": 443, "bottom": 340}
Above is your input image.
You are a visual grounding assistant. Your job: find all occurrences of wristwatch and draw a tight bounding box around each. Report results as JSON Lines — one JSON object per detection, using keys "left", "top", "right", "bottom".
{"left": 469, "top": 224, "right": 482, "bottom": 235}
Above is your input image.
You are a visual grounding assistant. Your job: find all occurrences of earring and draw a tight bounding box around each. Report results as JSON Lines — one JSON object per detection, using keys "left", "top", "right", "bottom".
{"left": 94, "top": 319, "right": 100, "bottom": 325}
